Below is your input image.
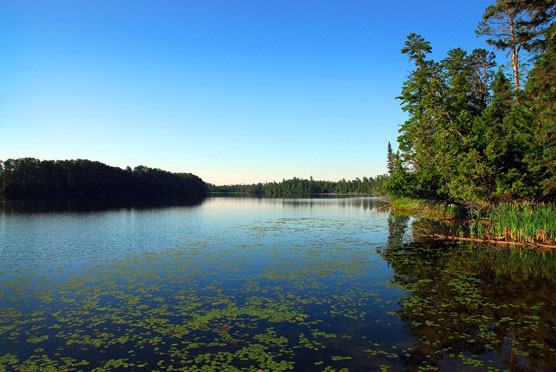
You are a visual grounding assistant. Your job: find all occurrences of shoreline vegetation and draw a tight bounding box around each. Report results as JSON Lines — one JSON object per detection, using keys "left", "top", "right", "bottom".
{"left": 384, "top": 1, "right": 556, "bottom": 250}
{"left": 209, "top": 176, "right": 388, "bottom": 197}
{"left": 392, "top": 197, "right": 556, "bottom": 249}
{"left": 0, "top": 158, "right": 208, "bottom": 200}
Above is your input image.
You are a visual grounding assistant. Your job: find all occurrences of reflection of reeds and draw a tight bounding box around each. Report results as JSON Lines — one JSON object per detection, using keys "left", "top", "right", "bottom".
{"left": 455, "top": 243, "right": 556, "bottom": 282}
{"left": 408, "top": 224, "right": 556, "bottom": 280}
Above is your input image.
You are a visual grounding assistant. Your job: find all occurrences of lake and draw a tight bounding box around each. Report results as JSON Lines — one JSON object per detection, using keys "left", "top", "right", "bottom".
{"left": 1, "top": 196, "right": 555, "bottom": 371}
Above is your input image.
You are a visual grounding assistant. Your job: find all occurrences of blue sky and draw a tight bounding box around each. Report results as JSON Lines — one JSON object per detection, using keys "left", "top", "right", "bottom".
{"left": 1, "top": 1, "right": 494, "bottom": 185}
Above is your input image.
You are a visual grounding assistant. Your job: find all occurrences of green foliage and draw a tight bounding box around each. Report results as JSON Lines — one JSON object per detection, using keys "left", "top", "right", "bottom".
{"left": 386, "top": 142, "right": 394, "bottom": 176}
{"left": 390, "top": 197, "right": 463, "bottom": 219}
{"left": 476, "top": 0, "right": 533, "bottom": 90}
{"left": 380, "top": 213, "right": 556, "bottom": 371}
{"left": 389, "top": 0, "right": 555, "bottom": 205}
{"left": 413, "top": 200, "right": 556, "bottom": 245}
{"left": 526, "top": 22, "right": 556, "bottom": 197}
{"left": 471, "top": 201, "right": 556, "bottom": 244}
{"left": 384, "top": 155, "right": 418, "bottom": 198}
{"left": 210, "top": 175, "right": 388, "bottom": 196}
{"left": 0, "top": 158, "right": 208, "bottom": 198}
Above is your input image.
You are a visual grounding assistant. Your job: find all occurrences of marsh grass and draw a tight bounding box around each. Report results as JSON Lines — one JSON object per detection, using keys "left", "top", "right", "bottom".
{"left": 400, "top": 198, "right": 556, "bottom": 246}
{"left": 471, "top": 202, "right": 556, "bottom": 245}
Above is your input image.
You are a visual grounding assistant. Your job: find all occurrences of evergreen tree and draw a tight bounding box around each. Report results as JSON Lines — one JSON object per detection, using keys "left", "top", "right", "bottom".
{"left": 469, "top": 48, "right": 498, "bottom": 110}
{"left": 397, "top": 34, "right": 446, "bottom": 199}
{"left": 476, "top": 0, "right": 531, "bottom": 91}
{"left": 387, "top": 142, "right": 394, "bottom": 175}
{"left": 388, "top": 0, "right": 556, "bottom": 203}
{"left": 526, "top": 21, "right": 556, "bottom": 196}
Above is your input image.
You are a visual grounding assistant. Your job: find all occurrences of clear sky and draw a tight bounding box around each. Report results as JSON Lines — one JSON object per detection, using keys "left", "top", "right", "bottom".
{"left": 1, "top": 1, "right": 494, "bottom": 185}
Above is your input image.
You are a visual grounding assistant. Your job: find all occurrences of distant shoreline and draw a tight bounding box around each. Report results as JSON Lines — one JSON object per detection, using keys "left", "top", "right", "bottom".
{"left": 208, "top": 191, "right": 384, "bottom": 197}
{"left": 0, "top": 158, "right": 208, "bottom": 199}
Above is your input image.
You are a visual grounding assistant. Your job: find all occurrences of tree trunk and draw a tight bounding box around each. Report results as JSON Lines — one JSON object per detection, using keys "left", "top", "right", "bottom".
{"left": 512, "top": 48, "right": 520, "bottom": 91}
{"left": 508, "top": 10, "right": 520, "bottom": 91}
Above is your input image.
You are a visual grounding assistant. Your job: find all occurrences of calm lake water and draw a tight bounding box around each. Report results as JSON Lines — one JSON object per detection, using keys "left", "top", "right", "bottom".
{"left": 1, "top": 196, "right": 555, "bottom": 372}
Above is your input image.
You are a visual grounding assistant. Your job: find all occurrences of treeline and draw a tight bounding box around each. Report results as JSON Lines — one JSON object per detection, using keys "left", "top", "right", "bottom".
{"left": 0, "top": 158, "right": 207, "bottom": 199}
{"left": 386, "top": 0, "right": 555, "bottom": 206}
{"left": 210, "top": 175, "right": 388, "bottom": 196}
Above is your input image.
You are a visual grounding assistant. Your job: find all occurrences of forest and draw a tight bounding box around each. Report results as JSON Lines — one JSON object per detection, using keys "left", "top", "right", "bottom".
{"left": 209, "top": 175, "right": 388, "bottom": 196}
{"left": 385, "top": 0, "right": 555, "bottom": 206}
{"left": 0, "top": 158, "right": 208, "bottom": 199}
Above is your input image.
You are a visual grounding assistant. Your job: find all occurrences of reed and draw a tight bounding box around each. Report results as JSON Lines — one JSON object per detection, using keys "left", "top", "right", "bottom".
{"left": 471, "top": 202, "right": 556, "bottom": 245}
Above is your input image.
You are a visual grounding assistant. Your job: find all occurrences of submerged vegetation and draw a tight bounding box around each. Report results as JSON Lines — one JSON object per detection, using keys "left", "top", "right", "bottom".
{"left": 0, "top": 158, "right": 207, "bottom": 199}
{"left": 2, "top": 201, "right": 556, "bottom": 371}
{"left": 382, "top": 213, "right": 556, "bottom": 371}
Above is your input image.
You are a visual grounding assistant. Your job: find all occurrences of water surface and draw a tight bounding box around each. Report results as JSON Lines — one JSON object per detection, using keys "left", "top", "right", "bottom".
{"left": 1, "top": 197, "right": 555, "bottom": 371}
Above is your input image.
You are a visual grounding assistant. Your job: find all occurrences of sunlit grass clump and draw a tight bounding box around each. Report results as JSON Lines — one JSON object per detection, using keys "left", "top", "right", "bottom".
{"left": 471, "top": 202, "right": 556, "bottom": 245}
{"left": 390, "top": 197, "right": 462, "bottom": 219}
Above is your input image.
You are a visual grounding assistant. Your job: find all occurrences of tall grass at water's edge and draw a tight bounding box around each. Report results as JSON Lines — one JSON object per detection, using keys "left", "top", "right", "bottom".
{"left": 471, "top": 202, "right": 556, "bottom": 245}
{"left": 392, "top": 198, "right": 556, "bottom": 245}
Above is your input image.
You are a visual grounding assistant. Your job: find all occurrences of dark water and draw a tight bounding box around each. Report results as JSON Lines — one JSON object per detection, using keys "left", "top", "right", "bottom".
{"left": 1, "top": 197, "right": 555, "bottom": 372}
